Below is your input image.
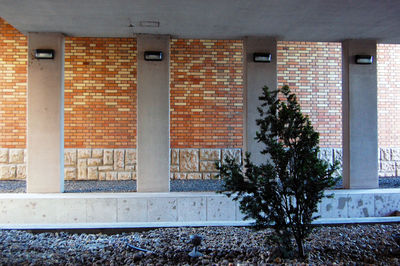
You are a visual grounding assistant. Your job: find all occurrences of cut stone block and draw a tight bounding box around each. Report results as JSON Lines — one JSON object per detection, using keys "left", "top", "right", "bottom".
{"left": 9, "top": 149, "right": 24, "bottom": 164}
{"left": 131, "top": 171, "right": 137, "bottom": 180}
{"left": 77, "top": 159, "right": 87, "bottom": 180}
{"left": 171, "top": 149, "right": 179, "bottom": 165}
{"left": 222, "top": 149, "right": 241, "bottom": 164}
{"left": 16, "top": 165, "right": 26, "bottom": 180}
{"left": 125, "top": 149, "right": 136, "bottom": 165}
{"left": 187, "top": 173, "right": 202, "bottom": 179}
{"left": 87, "top": 158, "right": 102, "bottom": 166}
{"left": 200, "top": 161, "right": 218, "bottom": 172}
{"left": 103, "top": 149, "right": 114, "bottom": 165}
{"left": 381, "top": 161, "right": 396, "bottom": 176}
{"left": 0, "top": 165, "right": 16, "bottom": 180}
{"left": 124, "top": 165, "right": 135, "bottom": 172}
{"left": 78, "top": 149, "right": 91, "bottom": 159}
{"left": 319, "top": 148, "right": 333, "bottom": 165}
{"left": 87, "top": 167, "right": 98, "bottom": 180}
{"left": 174, "top": 173, "right": 187, "bottom": 179}
{"left": 64, "top": 167, "right": 77, "bottom": 180}
{"left": 170, "top": 165, "right": 179, "bottom": 172}
{"left": 64, "top": 149, "right": 77, "bottom": 166}
{"left": 203, "top": 173, "right": 219, "bottom": 179}
{"left": 392, "top": 148, "right": 400, "bottom": 161}
{"left": 99, "top": 172, "right": 106, "bottom": 181}
{"left": 105, "top": 172, "right": 118, "bottom": 181}
{"left": 333, "top": 148, "right": 343, "bottom": 164}
{"left": 179, "top": 149, "right": 199, "bottom": 172}
{"left": 0, "top": 149, "right": 9, "bottom": 163}
{"left": 114, "top": 149, "right": 125, "bottom": 170}
{"left": 396, "top": 162, "right": 400, "bottom": 176}
{"left": 118, "top": 172, "right": 132, "bottom": 180}
{"left": 92, "top": 149, "right": 103, "bottom": 158}
{"left": 380, "top": 148, "right": 391, "bottom": 161}
{"left": 98, "top": 165, "right": 113, "bottom": 172}
{"left": 200, "top": 149, "right": 221, "bottom": 161}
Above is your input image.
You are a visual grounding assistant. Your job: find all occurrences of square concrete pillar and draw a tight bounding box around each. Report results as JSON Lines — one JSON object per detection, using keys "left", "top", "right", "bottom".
{"left": 342, "top": 40, "right": 378, "bottom": 189}
{"left": 243, "top": 37, "right": 277, "bottom": 165}
{"left": 27, "top": 33, "right": 64, "bottom": 193}
{"left": 137, "top": 35, "right": 170, "bottom": 192}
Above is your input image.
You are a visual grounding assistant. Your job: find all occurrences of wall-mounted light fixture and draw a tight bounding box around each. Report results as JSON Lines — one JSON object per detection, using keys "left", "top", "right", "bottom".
{"left": 139, "top": 21, "right": 160, "bottom": 28}
{"left": 144, "top": 51, "right": 163, "bottom": 61}
{"left": 253, "top": 53, "right": 271, "bottom": 63}
{"left": 355, "top": 55, "right": 373, "bottom": 64}
{"left": 35, "top": 49, "right": 54, "bottom": 59}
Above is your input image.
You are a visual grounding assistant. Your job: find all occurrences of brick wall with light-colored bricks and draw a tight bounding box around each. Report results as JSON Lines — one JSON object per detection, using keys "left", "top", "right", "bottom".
{"left": 170, "top": 39, "right": 243, "bottom": 149}
{"left": 377, "top": 44, "right": 400, "bottom": 176}
{"left": 64, "top": 37, "right": 137, "bottom": 149}
{"left": 169, "top": 39, "right": 244, "bottom": 179}
{"left": 2, "top": 17, "right": 400, "bottom": 180}
{"left": 277, "top": 41, "right": 343, "bottom": 148}
{"left": 0, "top": 18, "right": 27, "bottom": 149}
{"left": 377, "top": 44, "right": 400, "bottom": 147}
{"left": 64, "top": 37, "right": 137, "bottom": 180}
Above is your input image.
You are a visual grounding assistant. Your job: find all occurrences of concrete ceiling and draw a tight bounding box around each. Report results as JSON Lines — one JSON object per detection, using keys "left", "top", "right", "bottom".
{"left": 1, "top": 0, "right": 400, "bottom": 43}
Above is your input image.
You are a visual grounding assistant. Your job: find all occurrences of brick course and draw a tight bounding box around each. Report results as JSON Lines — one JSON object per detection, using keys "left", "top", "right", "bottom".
{"left": 64, "top": 37, "right": 137, "bottom": 148}
{"left": 0, "top": 18, "right": 27, "bottom": 148}
{"left": 170, "top": 39, "right": 244, "bottom": 149}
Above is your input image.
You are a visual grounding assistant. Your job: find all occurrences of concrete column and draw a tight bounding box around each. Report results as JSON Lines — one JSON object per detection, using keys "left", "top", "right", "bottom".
{"left": 137, "top": 35, "right": 170, "bottom": 192}
{"left": 243, "top": 37, "right": 277, "bottom": 165}
{"left": 342, "top": 40, "right": 378, "bottom": 189}
{"left": 27, "top": 33, "right": 64, "bottom": 193}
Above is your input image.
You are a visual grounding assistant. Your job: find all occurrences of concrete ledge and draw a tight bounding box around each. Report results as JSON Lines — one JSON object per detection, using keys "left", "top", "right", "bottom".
{"left": 0, "top": 192, "right": 243, "bottom": 225}
{"left": 0, "top": 189, "right": 399, "bottom": 227}
{"left": 319, "top": 188, "right": 400, "bottom": 218}
{"left": 314, "top": 216, "right": 400, "bottom": 225}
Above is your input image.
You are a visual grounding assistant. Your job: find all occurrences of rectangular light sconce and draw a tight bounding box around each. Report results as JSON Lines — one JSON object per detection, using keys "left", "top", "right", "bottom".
{"left": 253, "top": 53, "right": 271, "bottom": 63}
{"left": 139, "top": 21, "right": 160, "bottom": 28}
{"left": 144, "top": 51, "right": 163, "bottom": 61}
{"left": 355, "top": 55, "right": 373, "bottom": 64}
{"left": 35, "top": 49, "right": 54, "bottom": 59}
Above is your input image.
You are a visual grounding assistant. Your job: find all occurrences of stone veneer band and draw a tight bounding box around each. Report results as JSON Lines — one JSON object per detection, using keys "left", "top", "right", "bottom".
{"left": 1, "top": 147, "right": 400, "bottom": 180}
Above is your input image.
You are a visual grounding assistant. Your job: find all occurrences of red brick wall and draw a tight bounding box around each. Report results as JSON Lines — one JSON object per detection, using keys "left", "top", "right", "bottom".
{"left": 170, "top": 39, "right": 243, "bottom": 148}
{"left": 277, "top": 41, "right": 342, "bottom": 148}
{"left": 0, "top": 18, "right": 27, "bottom": 148}
{"left": 377, "top": 44, "right": 400, "bottom": 147}
{"left": 2, "top": 17, "right": 400, "bottom": 151}
{"left": 64, "top": 37, "right": 137, "bottom": 148}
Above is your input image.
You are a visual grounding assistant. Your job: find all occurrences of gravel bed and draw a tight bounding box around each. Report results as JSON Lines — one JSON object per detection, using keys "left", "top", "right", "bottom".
{"left": 0, "top": 180, "right": 226, "bottom": 193}
{"left": 0, "top": 224, "right": 399, "bottom": 265}
{"left": 0, "top": 178, "right": 399, "bottom": 193}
